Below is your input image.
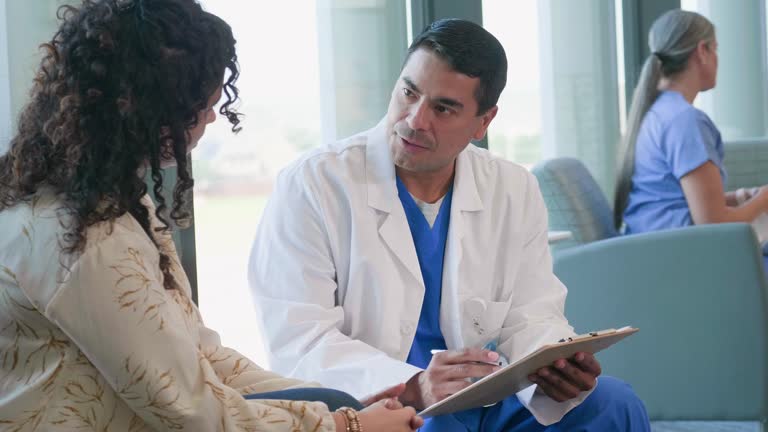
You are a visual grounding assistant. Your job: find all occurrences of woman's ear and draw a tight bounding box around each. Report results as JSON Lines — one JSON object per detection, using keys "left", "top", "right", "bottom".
{"left": 695, "top": 40, "right": 716, "bottom": 66}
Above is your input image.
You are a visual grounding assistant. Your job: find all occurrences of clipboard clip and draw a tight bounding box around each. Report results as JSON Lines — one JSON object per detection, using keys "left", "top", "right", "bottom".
{"left": 557, "top": 326, "right": 632, "bottom": 343}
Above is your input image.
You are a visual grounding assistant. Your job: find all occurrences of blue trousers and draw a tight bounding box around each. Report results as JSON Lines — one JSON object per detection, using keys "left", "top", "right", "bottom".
{"left": 245, "top": 387, "right": 365, "bottom": 411}
{"left": 422, "top": 376, "right": 650, "bottom": 432}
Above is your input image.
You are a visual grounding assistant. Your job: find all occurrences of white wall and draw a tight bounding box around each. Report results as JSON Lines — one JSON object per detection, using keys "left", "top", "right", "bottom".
{"left": 0, "top": 0, "right": 11, "bottom": 154}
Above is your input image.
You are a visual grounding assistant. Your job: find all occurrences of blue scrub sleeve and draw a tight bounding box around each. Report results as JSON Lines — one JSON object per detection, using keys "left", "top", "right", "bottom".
{"left": 665, "top": 109, "right": 722, "bottom": 180}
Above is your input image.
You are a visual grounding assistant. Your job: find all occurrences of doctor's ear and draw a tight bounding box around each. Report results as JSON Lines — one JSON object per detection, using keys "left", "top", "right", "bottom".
{"left": 472, "top": 106, "right": 498, "bottom": 141}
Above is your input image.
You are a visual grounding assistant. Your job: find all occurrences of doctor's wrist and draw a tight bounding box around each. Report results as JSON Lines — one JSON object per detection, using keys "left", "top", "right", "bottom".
{"left": 399, "top": 371, "right": 425, "bottom": 410}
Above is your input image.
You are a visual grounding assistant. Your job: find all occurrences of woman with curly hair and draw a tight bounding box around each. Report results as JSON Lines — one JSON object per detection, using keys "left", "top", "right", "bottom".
{"left": 0, "top": 1, "right": 421, "bottom": 430}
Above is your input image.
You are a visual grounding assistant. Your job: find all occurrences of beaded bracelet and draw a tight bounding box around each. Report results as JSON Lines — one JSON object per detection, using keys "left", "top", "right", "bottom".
{"left": 335, "top": 407, "right": 363, "bottom": 432}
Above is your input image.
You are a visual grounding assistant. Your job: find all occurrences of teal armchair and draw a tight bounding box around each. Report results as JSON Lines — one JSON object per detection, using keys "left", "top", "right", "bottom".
{"left": 531, "top": 157, "right": 617, "bottom": 251}
{"left": 554, "top": 224, "right": 768, "bottom": 430}
{"left": 532, "top": 157, "right": 768, "bottom": 430}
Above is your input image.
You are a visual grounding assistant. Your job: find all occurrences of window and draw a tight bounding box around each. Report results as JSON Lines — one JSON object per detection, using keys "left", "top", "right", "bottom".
{"left": 615, "top": 0, "right": 627, "bottom": 135}
{"left": 482, "top": 0, "right": 542, "bottom": 166}
{"left": 482, "top": 0, "right": 621, "bottom": 195}
{"left": 194, "top": 0, "right": 406, "bottom": 366}
{"left": 681, "top": 0, "right": 768, "bottom": 140}
{"left": 193, "top": 1, "right": 324, "bottom": 365}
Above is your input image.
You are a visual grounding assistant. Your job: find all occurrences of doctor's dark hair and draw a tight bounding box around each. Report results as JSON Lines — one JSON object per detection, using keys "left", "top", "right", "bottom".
{"left": 613, "top": 9, "right": 714, "bottom": 229}
{"left": 405, "top": 18, "right": 507, "bottom": 115}
{"left": 0, "top": 0, "right": 241, "bottom": 290}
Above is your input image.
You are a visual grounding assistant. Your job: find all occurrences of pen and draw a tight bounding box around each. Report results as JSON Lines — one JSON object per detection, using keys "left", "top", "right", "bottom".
{"left": 430, "top": 349, "right": 504, "bottom": 366}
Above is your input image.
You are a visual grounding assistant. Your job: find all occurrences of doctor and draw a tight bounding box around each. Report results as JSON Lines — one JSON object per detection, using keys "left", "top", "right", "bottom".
{"left": 249, "top": 19, "right": 649, "bottom": 431}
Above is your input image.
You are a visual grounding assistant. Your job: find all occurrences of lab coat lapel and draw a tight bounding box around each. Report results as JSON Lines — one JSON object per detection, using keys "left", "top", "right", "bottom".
{"left": 440, "top": 147, "right": 484, "bottom": 349}
{"left": 365, "top": 121, "right": 425, "bottom": 289}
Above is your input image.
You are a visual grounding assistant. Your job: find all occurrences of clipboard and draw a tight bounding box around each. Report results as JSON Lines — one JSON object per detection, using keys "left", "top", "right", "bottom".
{"left": 418, "top": 326, "right": 639, "bottom": 418}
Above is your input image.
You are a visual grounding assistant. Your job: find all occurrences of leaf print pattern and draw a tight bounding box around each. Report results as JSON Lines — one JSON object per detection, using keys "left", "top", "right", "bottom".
{"left": 21, "top": 224, "right": 34, "bottom": 252}
{"left": 52, "top": 374, "right": 118, "bottom": 430}
{"left": 22, "top": 329, "right": 69, "bottom": 385}
{"left": 0, "top": 320, "right": 37, "bottom": 377}
{"left": 169, "top": 289, "right": 199, "bottom": 331}
{"left": 0, "top": 408, "right": 45, "bottom": 432}
{"left": 0, "top": 326, "right": 68, "bottom": 391}
{"left": 0, "top": 195, "right": 336, "bottom": 431}
{"left": 1, "top": 266, "right": 21, "bottom": 290}
{"left": 202, "top": 346, "right": 257, "bottom": 389}
{"left": 0, "top": 288, "right": 35, "bottom": 314}
{"left": 0, "top": 267, "right": 36, "bottom": 383}
{"left": 128, "top": 414, "right": 147, "bottom": 432}
{"left": 116, "top": 356, "right": 185, "bottom": 430}
{"left": 111, "top": 248, "right": 167, "bottom": 331}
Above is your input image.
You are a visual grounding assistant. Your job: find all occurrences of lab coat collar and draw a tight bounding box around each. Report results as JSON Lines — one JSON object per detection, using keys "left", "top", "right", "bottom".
{"left": 364, "top": 118, "right": 484, "bottom": 214}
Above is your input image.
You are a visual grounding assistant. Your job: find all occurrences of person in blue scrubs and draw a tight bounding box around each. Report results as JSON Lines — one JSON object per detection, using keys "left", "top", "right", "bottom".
{"left": 615, "top": 10, "right": 768, "bottom": 240}
{"left": 251, "top": 18, "right": 650, "bottom": 432}
{"left": 386, "top": 20, "right": 650, "bottom": 432}
{"left": 396, "top": 176, "right": 647, "bottom": 432}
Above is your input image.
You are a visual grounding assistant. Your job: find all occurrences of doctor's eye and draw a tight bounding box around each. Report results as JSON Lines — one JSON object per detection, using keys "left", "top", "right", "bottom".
{"left": 435, "top": 105, "right": 454, "bottom": 116}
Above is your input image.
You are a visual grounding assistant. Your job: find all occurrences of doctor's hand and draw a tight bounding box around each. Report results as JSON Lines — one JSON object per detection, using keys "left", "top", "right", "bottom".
{"left": 400, "top": 348, "right": 502, "bottom": 410}
{"left": 528, "top": 352, "right": 601, "bottom": 403}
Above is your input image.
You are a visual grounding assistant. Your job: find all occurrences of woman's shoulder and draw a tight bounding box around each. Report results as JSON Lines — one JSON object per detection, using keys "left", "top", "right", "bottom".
{"left": 0, "top": 190, "right": 158, "bottom": 264}
{"left": 0, "top": 189, "right": 69, "bottom": 251}
{"left": 651, "top": 92, "right": 715, "bottom": 132}
{"left": 0, "top": 190, "right": 146, "bottom": 309}
{"left": 660, "top": 105, "right": 719, "bottom": 144}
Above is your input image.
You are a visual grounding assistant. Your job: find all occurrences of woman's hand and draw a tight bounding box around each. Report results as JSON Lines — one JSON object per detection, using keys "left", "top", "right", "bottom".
{"left": 751, "top": 187, "right": 768, "bottom": 205}
{"left": 359, "top": 399, "right": 424, "bottom": 431}
{"left": 332, "top": 399, "right": 423, "bottom": 432}
{"left": 729, "top": 187, "right": 763, "bottom": 206}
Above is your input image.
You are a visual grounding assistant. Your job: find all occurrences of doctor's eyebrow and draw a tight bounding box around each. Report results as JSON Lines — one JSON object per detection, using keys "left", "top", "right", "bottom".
{"left": 402, "top": 77, "right": 464, "bottom": 110}
{"left": 402, "top": 77, "right": 422, "bottom": 94}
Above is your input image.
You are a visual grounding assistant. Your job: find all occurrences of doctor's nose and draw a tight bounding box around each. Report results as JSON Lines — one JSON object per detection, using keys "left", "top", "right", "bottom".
{"left": 406, "top": 101, "right": 431, "bottom": 131}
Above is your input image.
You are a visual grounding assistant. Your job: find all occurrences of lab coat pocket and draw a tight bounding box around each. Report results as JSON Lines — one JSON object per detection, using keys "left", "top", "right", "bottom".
{"left": 461, "top": 298, "right": 510, "bottom": 348}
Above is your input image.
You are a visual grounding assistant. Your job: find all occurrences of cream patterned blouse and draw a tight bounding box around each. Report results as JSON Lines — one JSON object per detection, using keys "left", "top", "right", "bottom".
{"left": 0, "top": 192, "right": 336, "bottom": 431}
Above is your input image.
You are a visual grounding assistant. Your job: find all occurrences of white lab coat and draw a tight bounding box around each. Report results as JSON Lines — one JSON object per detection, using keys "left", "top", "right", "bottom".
{"left": 248, "top": 120, "right": 591, "bottom": 425}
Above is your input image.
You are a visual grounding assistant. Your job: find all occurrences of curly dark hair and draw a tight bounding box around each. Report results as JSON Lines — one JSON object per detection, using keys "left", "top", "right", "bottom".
{"left": 0, "top": 0, "right": 241, "bottom": 290}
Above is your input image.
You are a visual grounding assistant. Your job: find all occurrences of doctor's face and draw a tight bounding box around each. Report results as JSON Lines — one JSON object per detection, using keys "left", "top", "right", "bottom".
{"left": 386, "top": 48, "right": 497, "bottom": 175}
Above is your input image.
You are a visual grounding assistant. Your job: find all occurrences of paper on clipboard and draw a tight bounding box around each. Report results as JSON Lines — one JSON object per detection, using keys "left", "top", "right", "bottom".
{"left": 418, "top": 326, "right": 639, "bottom": 418}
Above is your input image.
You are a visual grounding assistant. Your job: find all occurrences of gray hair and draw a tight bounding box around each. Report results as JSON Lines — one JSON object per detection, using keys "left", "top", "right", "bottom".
{"left": 613, "top": 9, "right": 715, "bottom": 229}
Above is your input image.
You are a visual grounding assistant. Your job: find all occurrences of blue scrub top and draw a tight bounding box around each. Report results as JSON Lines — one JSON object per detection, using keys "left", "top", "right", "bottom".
{"left": 623, "top": 90, "right": 726, "bottom": 234}
{"left": 396, "top": 176, "right": 453, "bottom": 370}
